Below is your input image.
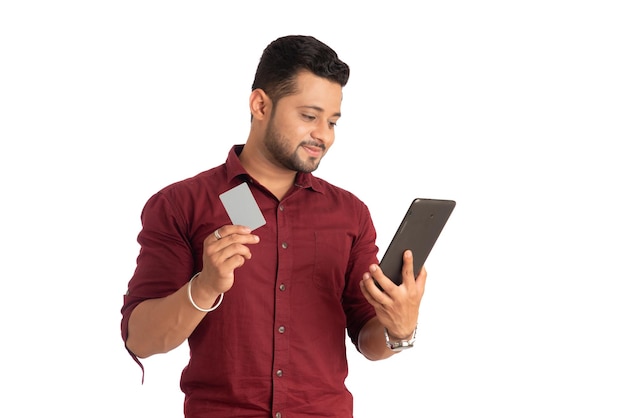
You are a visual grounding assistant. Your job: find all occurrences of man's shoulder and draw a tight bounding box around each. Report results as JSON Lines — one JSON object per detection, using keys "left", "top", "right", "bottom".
{"left": 159, "top": 164, "right": 226, "bottom": 194}
{"left": 311, "top": 175, "right": 369, "bottom": 211}
{"left": 312, "top": 175, "right": 361, "bottom": 199}
{"left": 141, "top": 164, "right": 228, "bottom": 218}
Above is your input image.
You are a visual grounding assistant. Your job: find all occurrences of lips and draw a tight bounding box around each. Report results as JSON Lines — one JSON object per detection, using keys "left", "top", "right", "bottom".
{"left": 301, "top": 143, "right": 325, "bottom": 158}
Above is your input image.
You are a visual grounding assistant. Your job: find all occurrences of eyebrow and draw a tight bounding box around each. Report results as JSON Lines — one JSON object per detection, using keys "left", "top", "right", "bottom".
{"left": 299, "top": 105, "right": 341, "bottom": 118}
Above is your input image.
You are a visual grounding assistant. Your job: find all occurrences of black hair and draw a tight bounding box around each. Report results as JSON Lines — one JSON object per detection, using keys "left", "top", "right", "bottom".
{"left": 251, "top": 35, "right": 350, "bottom": 103}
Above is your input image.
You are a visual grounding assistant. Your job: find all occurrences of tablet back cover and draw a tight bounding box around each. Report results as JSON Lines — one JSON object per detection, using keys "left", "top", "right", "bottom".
{"left": 379, "top": 198, "right": 455, "bottom": 285}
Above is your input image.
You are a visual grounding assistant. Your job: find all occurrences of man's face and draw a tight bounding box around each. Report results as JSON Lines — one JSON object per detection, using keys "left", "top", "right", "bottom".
{"left": 263, "top": 71, "right": 343, "bottom": 173}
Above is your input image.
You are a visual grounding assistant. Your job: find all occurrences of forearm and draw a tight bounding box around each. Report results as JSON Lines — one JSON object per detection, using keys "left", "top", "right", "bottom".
{"left": 125, "top": 281, "right": 221, "bottom": 358}
{"left": 357, "top": 317, "right": 397, "bottom": 361}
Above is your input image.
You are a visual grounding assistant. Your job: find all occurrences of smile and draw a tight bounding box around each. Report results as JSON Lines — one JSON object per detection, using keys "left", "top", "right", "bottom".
{"left": 301, "top": 144, "right": 325, "bottom": 158}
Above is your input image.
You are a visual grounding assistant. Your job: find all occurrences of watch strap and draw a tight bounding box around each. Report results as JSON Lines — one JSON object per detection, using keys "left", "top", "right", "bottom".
{"left": 384, "top": 326, "right": 417, "bottom": 352}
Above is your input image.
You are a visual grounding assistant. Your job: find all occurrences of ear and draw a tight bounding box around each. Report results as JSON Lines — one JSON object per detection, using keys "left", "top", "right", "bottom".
{"left": 249, "top": 89, "right": 272, "bottom": 121}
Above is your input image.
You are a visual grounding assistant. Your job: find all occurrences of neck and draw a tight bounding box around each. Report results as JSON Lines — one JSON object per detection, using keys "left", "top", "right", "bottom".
{"left": 239, "top": 144, "right": 297, "bottom": 201}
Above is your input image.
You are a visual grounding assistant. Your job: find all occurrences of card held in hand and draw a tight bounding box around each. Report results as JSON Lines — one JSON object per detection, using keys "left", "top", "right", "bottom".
{"left": 218, "top": 182, "right": 267, "bottom": 231}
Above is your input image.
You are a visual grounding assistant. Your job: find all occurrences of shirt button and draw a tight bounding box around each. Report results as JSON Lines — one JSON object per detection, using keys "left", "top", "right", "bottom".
{"left": 279, "top": 205, "right": 284, "bottom": 211}
{"left": 281, "top": 242, "right": 288, "bottom": 249}
{"left": 279, "top": 284, "right": 286, "bottom": 291}
{"left": 276, "top": 369, "right": 283, "bottom": 377}
{"left": 275, "top": 413, "right": 282, "bottom": 418}
{"left": 278, "top": 326, "right": 285, "bottom": 334}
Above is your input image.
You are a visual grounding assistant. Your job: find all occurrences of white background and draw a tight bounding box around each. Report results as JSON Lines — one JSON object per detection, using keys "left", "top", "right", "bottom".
{"left": 1, "top": 1, "right": 625, "bottom": 417}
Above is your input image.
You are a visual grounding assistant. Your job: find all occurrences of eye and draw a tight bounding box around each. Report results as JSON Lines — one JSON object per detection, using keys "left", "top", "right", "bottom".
{"left": 329, "top": 121, "right": 338, "bottom": 128}
{"left": 302, "top": 114, "right": 315, "bottom": 121}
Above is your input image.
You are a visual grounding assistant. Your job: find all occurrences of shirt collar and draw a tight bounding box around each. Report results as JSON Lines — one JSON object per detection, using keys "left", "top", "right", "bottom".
{"left": 225, "top": 144, "right": 324, "bottom": 194}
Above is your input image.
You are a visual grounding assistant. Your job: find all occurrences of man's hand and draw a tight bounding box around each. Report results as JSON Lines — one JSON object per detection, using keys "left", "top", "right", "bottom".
{"left": 194, "top": 225, "right": 260, "bottom": 296}
{"left": 360, "top": 250, "right": 426, "bottom": 340}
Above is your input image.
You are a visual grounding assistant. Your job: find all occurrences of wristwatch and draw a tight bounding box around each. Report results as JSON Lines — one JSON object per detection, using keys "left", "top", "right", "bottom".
{"left": 384, "top": 326, "right": 417, "bottom": 352}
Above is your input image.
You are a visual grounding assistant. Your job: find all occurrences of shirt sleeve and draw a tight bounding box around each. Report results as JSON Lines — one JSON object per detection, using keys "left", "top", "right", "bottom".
{"left": 342, "top": 201, "right": 379, "bottom": 349}
{"left": 120, "top": 189, "right": 195, "bottom": 366}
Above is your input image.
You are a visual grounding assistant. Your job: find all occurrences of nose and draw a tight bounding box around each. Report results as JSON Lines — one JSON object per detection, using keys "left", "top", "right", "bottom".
{"left": 311, "top": 120, "right": 334, "bottom": 145}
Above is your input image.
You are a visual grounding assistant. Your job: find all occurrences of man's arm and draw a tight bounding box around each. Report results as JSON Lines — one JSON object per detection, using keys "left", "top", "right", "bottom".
{"left": 125, "top": 225, "right": 259, "bottom": 358}
{"left": 126, "top": 281, "right": 222, "bottom": 358}
{"left": 357, "top": 317, "right": 396, "bottom": 360}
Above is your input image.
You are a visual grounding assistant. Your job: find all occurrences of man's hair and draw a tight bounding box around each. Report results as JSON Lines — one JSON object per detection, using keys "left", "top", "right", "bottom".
{"left": 251, "top": 35, "right": 350, "bottom": 103}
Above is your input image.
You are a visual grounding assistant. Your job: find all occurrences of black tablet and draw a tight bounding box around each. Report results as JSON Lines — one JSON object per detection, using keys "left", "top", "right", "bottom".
{"left": 378, "top": 198, "right": 456, "bottom": 286}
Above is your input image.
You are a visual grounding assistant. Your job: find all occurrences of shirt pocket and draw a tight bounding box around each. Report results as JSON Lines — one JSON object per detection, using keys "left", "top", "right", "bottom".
{"left": 312, "top": 231, "right": 352, "bottom": 297}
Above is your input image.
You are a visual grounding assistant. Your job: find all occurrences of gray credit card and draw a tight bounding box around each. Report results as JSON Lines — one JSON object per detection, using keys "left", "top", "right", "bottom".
{"left": 218, "top": 182, "right": 267, "bottom": 230}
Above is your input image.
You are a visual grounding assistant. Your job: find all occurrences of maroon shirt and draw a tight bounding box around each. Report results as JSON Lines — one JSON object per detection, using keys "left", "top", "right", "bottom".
{"left": 121, "top": 145, "right": 379, "bottom": 417}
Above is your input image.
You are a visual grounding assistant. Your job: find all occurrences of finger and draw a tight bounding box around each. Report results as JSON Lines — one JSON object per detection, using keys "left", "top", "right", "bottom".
{"left": 359, "top": 274, "right": 377, "bottom": 305}
{"left": 401, "top": 250, "right": 416, "bottom": 287}
{"left": 361, "top": 268, "right": 394, "bottom": 304}
{"left": 360, "top": 279, "right": 387, "bottom": 311}
{"left": 206, "top": 243, "right": 255, "bottom": 282}
{"left": 205, "top": 227, "right": 259, "bottom": 251}
{"left": 218, "top": 233, "right": 260, "bottom": 251}
{"left": 203, "top": 228, "right": 260, "bottom": 275}
{"left": 220, "top": 252, "right": 249, "bottom": 272}
{"left": 214, "top": 225, "right": 252, "bottom": 241}
{"left": 223, "top": 241, "right": 255, "bottom": 262}
{"left": 210, "top": 237, "right": 259, "bottom": 265}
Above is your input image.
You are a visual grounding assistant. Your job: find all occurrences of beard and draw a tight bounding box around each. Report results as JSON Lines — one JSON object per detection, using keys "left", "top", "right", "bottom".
{"left": 263, "top": 117, "right": 326, "bottom": 173}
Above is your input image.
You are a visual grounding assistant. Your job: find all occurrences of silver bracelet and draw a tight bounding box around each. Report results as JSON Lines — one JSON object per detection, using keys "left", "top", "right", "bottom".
{"left": 187, "top": 272, "right": 224, "bottom": 312}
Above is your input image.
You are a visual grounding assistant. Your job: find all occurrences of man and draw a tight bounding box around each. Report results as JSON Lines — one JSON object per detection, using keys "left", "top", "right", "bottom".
{"left": 121, "top": 35, "right": 426, "bottom": 418}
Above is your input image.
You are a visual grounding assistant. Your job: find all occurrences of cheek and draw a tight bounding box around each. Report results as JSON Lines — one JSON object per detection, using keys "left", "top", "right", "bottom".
{"left": 292, "top": 124, "right": 313, "bottom": 141}
{"left": 275, "top": 115, "right": 307, "bottom": 141}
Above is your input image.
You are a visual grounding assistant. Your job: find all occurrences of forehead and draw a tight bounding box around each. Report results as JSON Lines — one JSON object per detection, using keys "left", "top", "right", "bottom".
{"left": 283, "top": 71, "right": 343, "bottom": 112}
